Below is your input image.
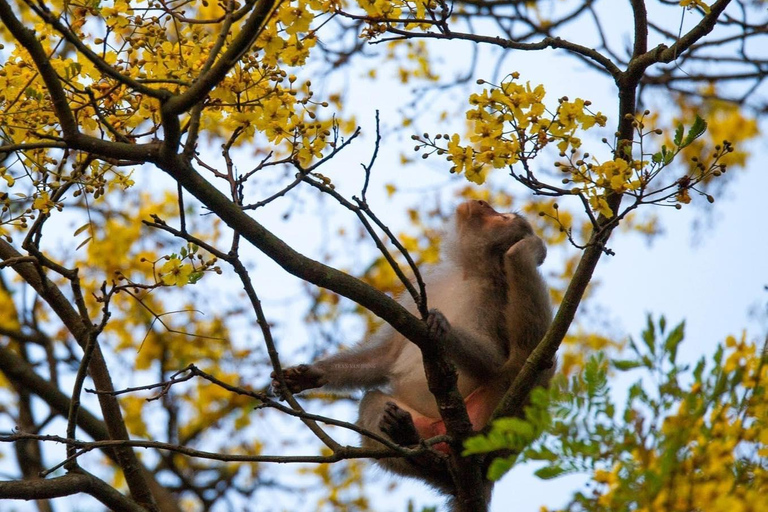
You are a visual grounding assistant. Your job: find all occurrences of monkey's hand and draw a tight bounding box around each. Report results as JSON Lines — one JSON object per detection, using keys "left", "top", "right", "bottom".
{"left": 426, "top": 309, "right": 451, "bottom": 340}
{"left": 270, "top": 364, "right": 326, "bottom": 397}
{"left": 506, "top": 235, "right": 546, "bottom": 267}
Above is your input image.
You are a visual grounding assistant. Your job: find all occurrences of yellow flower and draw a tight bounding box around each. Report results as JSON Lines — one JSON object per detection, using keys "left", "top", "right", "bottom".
{"left": 589, "top": 195, "right": 614, "bottom": 218}
{"left": 160, "top": 257, "right": 192, "bottom": 287}
{"left": 680, "top": 0, "right": 711, "bottom": 13}
{"left": 32, "top": 192, "right": 56, "bottom": 214}
{"left": 593, "top": 469, "right": 612, "bottom": 484}
{"left": 593, "top": 158, "right": 637, "bottom": 193}
{"left": 279, "top": 1, "right": 315, "bottom": 35}
{"left": 446, "top": 134, "right": 474, "bottom": 174}
{"left": 675, "top": 188, "right": 692, "bottom": 204}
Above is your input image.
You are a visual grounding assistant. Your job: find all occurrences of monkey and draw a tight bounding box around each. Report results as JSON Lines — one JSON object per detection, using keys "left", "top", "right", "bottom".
{"left": 271, "top": 199, "right": 554, "bottom": 504}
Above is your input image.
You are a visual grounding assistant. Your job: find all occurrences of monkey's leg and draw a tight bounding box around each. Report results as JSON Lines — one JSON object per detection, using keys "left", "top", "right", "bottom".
{"left": 358, "top": 391, "right": 454, "bottom": 493}
{"left": 380, "top": 401, "right": 421, "bottom": 446}
{"left": 358, "top": 390, "right": 419, "bottom": 448}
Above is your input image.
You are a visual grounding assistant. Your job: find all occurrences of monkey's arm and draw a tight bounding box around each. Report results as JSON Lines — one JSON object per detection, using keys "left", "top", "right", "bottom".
{"left": 272, "top": 331, "right": 401, "bottom": 394}
{"left": 427, "top": 310, "right": 508, "bottom": 378}
{"left": 504, "top": 235, "right": 553, "bottom": 365}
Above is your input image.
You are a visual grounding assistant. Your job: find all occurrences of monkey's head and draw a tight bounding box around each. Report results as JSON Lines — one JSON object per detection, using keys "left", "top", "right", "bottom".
{"left": 452, "top": 200, "right": 537, "bottom": 273}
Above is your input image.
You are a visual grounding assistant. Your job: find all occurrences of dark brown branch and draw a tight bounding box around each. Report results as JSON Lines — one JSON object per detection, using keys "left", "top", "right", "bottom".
{"left": 300, "top": 174, "right": 427, "bottom": 318}
{"left": 629, "top": 0, "right": 648, "bottom": 58}
{"left": 0, "top": 432, "right": 409, "bottom": 464}
{"left": 0, "top": 472, "right": 147, "bottom": 512}
{"left": 495, "top": 0, "right": 736, "bottom": 429}
{"left": 378, "top": 27, "right": 622, "bottom": 78}
{"left": 183, "top": 0, "right": 240, "bottom": 156}
{"left": 140, "top": 220, "right": 419, "bottom": 453}
{"left": 0, "top": 0, "right": 76, "bottom": 135}
{"left": 0, "top": 141, "right": 68, "bottom": 153}
{"left": 0, "top": 0, "right": 159, "bottom": 162}
{"left": 0, "top": 344, "right": 184, "bottom": 512}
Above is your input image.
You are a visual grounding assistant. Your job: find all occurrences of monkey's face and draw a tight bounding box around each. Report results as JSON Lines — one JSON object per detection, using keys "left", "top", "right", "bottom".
{"left": 455, "top": 200, "right": 534, "bottom": 261}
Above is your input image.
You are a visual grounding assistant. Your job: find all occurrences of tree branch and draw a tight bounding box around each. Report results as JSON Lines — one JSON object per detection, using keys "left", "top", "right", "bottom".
{"left": 156, "top": 154, "right": 483, "bottom": 502}
{"left": 0, "top": 241, "right": 160, "bottom": 511}
{"left": 379, "top": 27, "right": 623, "bottom": 78}
{"left": 0, "top": 472, "right": 148, "bottom": 512}
{"left": 629, "top": 0, "right": 648, "bottom": 58}
{"left": 657, "top": 0, "right": 733, "bottom": 63}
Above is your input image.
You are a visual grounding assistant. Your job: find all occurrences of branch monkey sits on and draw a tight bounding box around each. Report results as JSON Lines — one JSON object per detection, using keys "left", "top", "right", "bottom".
{"left": 272, "top": 199, "right": 554, "bottom": 498}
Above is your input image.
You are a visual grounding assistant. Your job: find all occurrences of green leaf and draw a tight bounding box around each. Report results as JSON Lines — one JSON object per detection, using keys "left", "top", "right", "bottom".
{"left": 73, "top": 223, "right": 91, "bottom": 237}
{"left": 65, "top": 62, "right": 82, "bottom": 80}
{"left": 528, "top": 446, "right": 558, "bottom": 462}
{"left": 664, "top": 320, "right": 685, "bottom": 364}
{"left": 25, "top": 87, "right": 42, "bottom": 100}
{"left": 693, "top": 357, "right": 706, "bottom": 381}
{"left": 75, "top": 236, "right": 93, "bottom": 251}
{"left": 713, "top": 344, "right": 724, "bottom": 366}
{"left": 681, "top": 115, "right": 707, "bottom": 148}
{"left": 534, "top": 465, "right": 568, "bottom": 480}
{"left": 612, "top": 359, "right": 642, "bottom": 371}
{"left": 462, "top": 436, "right": 492, "bottom": 455}
{"left": 653, "top": 146, "right": 675, "bottom": 166}
{"left": 487, "top": 456, "right": 516, "bottom": 481}
{"left": 674, "top": 123, "right": 684, "bottom": 146}
{"left": 642, "top": 315, "right": 656, "bottom": 356}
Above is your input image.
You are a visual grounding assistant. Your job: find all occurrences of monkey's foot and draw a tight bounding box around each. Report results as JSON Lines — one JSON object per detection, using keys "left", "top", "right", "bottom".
{"left": 381, "top": 402, "right": 421, "bottom": 447}
{"left": 270, "top": 364, "right": 326, "bottom": 397}
{"left": 426, "top": 309, "right": 451, "bottom": 340}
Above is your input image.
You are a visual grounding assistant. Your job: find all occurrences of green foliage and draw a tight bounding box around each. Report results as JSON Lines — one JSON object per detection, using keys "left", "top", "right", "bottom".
{"left": 673, "top": 115, "right": 708, "bottom": 148}
{"left": 466, "top": 315, "right": 768, "bottom": 511}
{"left": 652, "top": 115, "right": 708, "bottom": 165}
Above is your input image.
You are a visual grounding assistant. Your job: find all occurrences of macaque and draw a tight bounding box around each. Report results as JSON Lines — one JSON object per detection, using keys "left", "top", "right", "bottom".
{"left": 272, "top": 199, "right": 553, "bottom": 502}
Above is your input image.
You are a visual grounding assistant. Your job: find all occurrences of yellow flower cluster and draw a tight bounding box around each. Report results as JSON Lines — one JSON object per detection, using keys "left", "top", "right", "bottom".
{"left": 585, "top": 333, "right": 768, "bottom": 512}
{"left": 565, "top": 157, "right": 644, "bottom": 217}
{"left": 434, "top": 74, "right": 606, "bottom": 184}
{"left": 0, "top": 0, "right": 347, "bottom": 210}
